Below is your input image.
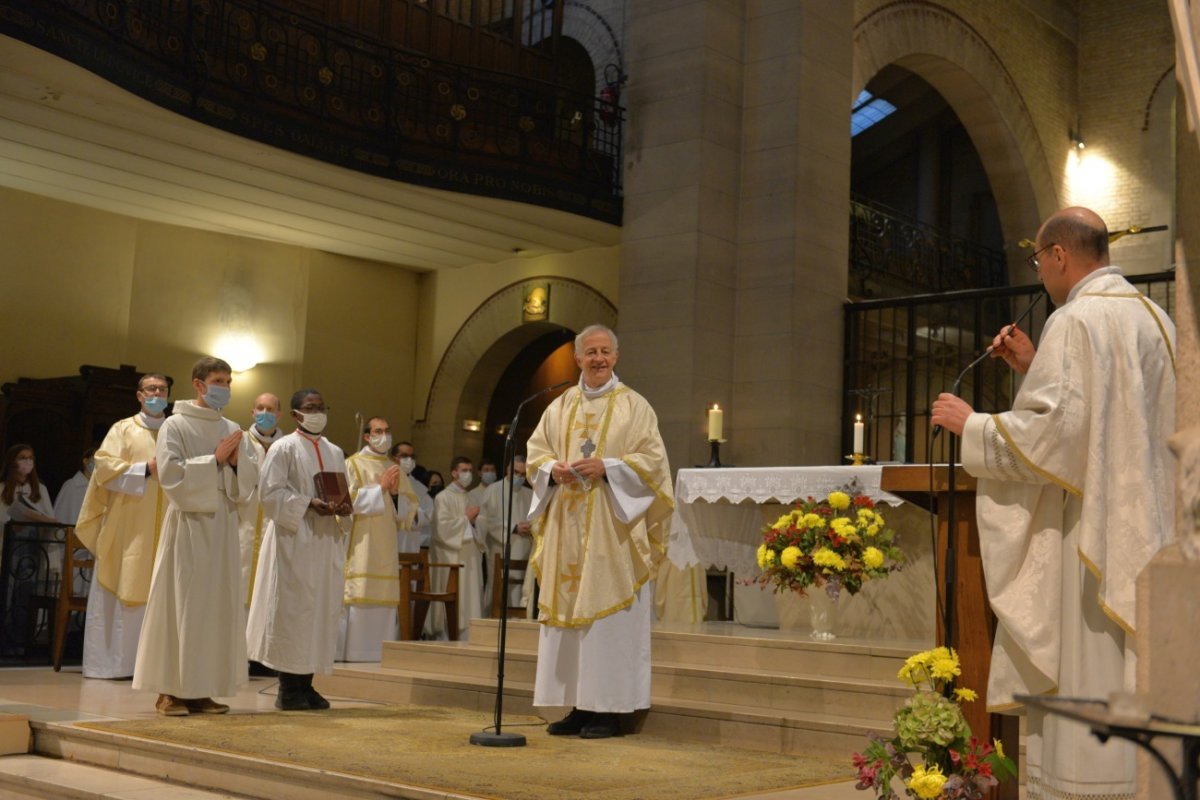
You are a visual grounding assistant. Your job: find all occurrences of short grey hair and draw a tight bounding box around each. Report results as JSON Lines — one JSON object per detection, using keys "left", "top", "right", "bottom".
{"left": 574, "top": 324, "right": 619, "bottom": 354}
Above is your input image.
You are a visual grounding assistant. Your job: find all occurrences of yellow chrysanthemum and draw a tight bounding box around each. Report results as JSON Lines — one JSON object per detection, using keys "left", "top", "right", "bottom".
{"left": 897, "top": 653, "right": 929, "bottom": 684}
{"left": 756, "top": 544, "right": 769, "bottom": 569}
{"left": 827, "top": 491, "right": 851, "bottom": 510}
{"left": 954, "top": 687, "right": 978, "bottom": 703}
{"left": 857, "top": 507, "right": 874, "bottom": 521}
{"left": 772, "top": 513, "right": 793, "bottom": 530}
{"left": 830, "top": 517, "right": 853, "bottom": 534}
{"left": 811, "top": 548, "right": 846, "bottom": 572}
{"left": 763, "top": 549, "right": 776, "bottom": 567}
{"left": 866, "top": 523, "right": 881, "bottom": 537}
{"left": 802, "top": 513, "right": 824, "bottom": 529}
{"left": 780, "top": 546, "right": 803, "bottom": 569}
{"left": 863, "top": 546, "right": 884, "bottom": 570}
{"left": 994, "top": 738, "right": 1005, "bottom": 759}
{"left": 906, "top": 764, "right": 947, "bottom": 800}
{"left": 931, "top": 655, "right": 962, "bottom": 681}
{"left": 873, "top": 512, "right": 885, "bottom": 527}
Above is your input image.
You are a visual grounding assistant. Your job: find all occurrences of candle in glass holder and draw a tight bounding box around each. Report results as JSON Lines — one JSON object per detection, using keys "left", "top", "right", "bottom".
{"left": 707, "top": 404, "right": 723, "bottom": 440}
{"left": 853, "top": 414, "right": 864, "bottom": 454}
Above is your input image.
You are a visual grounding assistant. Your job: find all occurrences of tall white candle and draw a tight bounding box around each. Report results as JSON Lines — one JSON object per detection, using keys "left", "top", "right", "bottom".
{"left": 708, "top": 404, "right": 723, "bottom": 440}
{"left": 853, "top": 414, "right": 864, "bottom": 454}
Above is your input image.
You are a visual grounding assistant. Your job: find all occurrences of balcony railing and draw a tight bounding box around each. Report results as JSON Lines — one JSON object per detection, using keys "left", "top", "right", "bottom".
{"left": 842, "top": 270, "right": 1176, "bottom": 464}
{"left": 850, "top": 195, "right": 1008, "bottom": 297}
{"left": 0, "top": 0, "right": 623, "bottom": 223}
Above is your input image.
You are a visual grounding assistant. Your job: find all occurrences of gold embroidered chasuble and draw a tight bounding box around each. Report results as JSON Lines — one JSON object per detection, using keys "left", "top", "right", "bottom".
{"left": 526, "top": 383, "right": 674, "bottom": 628}
{"left": 962, "top": 269, "right": 1174, "bottom": 715}
{"left": 75, "top": 415, "right": 165, "bottom": 605}
{"left": 344, "top": 449, "right": 418, "bottom": 605}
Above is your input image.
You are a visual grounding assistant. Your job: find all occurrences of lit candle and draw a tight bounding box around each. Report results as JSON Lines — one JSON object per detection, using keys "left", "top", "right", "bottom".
{"left": 853, "top": 413, "right": 864, "bottom": 454}
{"left": 707, "top": 404, "right": 723, "bottom": 440}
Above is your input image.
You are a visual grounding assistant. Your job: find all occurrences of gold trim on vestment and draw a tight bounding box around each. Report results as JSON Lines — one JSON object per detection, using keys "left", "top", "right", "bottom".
{"left": 621, "top": 457, "right": 675, "bottom": 510}
{"left": 537, "top": 573, "right": 652, "bottom": 629}
{"left": 1075, "top": 546, "right": 1135, "bottom": 637}
{"left": 992, "top": 416, "right": 1082, "bottom": 497}
{"left": 1080, "top": 291, "right": 1176, "bottom": 374}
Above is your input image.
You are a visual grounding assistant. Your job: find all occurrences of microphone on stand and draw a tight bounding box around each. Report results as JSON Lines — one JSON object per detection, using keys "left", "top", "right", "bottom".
{"left": 470, "top": 378, "right": 572, "bottom": 748}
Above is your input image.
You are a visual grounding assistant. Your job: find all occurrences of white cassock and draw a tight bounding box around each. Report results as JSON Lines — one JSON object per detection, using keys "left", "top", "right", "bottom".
{"left": 337, "top": 447, "right": 416, "bottom": 662}
{"left": 246, "top": 431, "right": 348, "bottom": 675}
{"left": 426, "top": 483, "right": 484, "bottom": 638}
{"left": 0, "top": 482, "right": 55, "bottom": 524}
{"left": 407, "top": 477, "right": 433, "bottom": 552}
{"left": 75, "top": 413, "right": 164, "bottom": 679}
{"left": 132, "top": 401, "right": 260, "bottom": 699}
{"left": 237, "top": 426, "right": 282, "bottom": 615}
{"left": 478, "top": 476, "right": 533, "bottom": 615}
{"left": 961, "top": 268, "right": 1175, "bottom": 800}
{"left": 53, "top": 471, "right": 90, "bottom": 524}
{"left": 525, "top": 376, "right": 674, "bottom": 714}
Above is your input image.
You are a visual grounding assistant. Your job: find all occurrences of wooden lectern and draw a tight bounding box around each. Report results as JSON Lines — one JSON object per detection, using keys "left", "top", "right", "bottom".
{"left": 881, "top": 465, "right": 1019, "bottom": 799}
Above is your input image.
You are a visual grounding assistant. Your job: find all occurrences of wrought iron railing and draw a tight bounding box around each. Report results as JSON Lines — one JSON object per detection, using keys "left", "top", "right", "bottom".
{"left": 842, "top": 271, "right": 1176, "bottom": 464}
{"left": 0, "top": 0, "right": 623, "bottom": 223}
{"left": 850, "top": 195, "right": 1008, "bottom": 297}
{"left": 0, "top": 521, "right": 89, "bottom": 664}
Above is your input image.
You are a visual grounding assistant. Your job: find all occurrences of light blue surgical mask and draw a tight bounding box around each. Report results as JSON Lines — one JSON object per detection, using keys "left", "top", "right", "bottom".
{"left": 143, "top": 396, "right": 168, "bottom": 415}
{"left": 512, "top": 474, "right": 525, "bottom": 488}
{"left": 203, "top": 384, "right": 231, "bottom": 412}
{"left": 255, "top": 411, "right": 277, "bottom": 431}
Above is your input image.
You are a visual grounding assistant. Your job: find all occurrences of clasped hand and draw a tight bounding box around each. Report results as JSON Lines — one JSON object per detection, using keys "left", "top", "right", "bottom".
{"left": 310, "top": 497, "right": 352, "bottom": 517}
{"left": 214, "top": 430, "right": 243, "bottom": 466}
{"left": 377, "top": 464, "right": 402, "bottom": 494}
{"left": 551, "top": 457, "right": 605, "bottom": 485}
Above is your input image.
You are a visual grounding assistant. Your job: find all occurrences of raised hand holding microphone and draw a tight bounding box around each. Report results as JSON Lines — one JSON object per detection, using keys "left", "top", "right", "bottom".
{"left": 988, "top": 322, "right": 1036, "bottom": 374}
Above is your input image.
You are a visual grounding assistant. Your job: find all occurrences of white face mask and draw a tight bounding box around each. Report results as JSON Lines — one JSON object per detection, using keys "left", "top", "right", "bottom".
{"left": 16, "top": 458, "right": 34, "bottom": 476}
{"left": 368, "top": 433, "right": 392, "bottom": 454}
{"left": 456, "top": 470, "right": 473, "bottom": 488}
{"left": 480, "top": 470, "right": 497, "bottom": 485}
{"left": 299, "top": 411, "right": 328, "bottom": 434}
{"left": 398, "top": 457, "right": 416, "bottom": 475}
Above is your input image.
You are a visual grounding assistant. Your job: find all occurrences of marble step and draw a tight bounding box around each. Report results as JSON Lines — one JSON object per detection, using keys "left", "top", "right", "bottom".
{"left": 0, "top": 753, "right": 247, "bottom": 800}
{"left": 362, "top": 644, "right": 907, "bottom": 723}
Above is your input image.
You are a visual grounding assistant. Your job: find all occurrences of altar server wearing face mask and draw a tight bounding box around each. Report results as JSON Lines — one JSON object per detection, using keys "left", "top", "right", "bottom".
{"left": 237, "top": 393, "right": 283, "bottom": 616}
{"left": 133, "top": 357, "right": 260, "bottom": 717}
{"left": 75, "top": 372, "right": 172, "bottom": 679}
{"left": 246, "top": 389, "right": 351, "bottom": 710}
{"left": 478, "top": 455, "right": 534, "bottom": 617}
{"left": 337, "top": 416, "right": 417, "bottom": 662}
{"left": 390, "top": 441, "right": 433, "bottom": 550}
{"left": 425, "top": 456, "right": 484, "bottom": 639}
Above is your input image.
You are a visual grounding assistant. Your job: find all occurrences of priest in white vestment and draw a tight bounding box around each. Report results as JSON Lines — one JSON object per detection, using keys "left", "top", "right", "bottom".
{"left": 132, "top": 358, "right": 260, "bottom": 716}
{"left": 246, "top": 389, "right": 352, "bottom": 710}
{"left": 527, "top": 324, "right": 674, "bottom": 740}
{"left": 426, "top": 457, "right": 484, "bottom": 639}
{"left": 932, "top": 208, "right": 1175, "bottom": 800}
{"left": 237, "top": 393, "right": 284, "bottom": 612}
{"left": 392, "top": 441, "right": 433, "bottom": 549}
{"left": 478, "top": 455, "right": 533, "bottom": 616}
{"left": 75, "top": 373, "right": 171, "bottom": 679}
{"left": 338, "top": 416, "right": 417, "bottom": 661}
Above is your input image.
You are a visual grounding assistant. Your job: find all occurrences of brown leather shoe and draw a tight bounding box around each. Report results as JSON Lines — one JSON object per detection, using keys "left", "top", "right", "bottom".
{"left": 155, "top": 694, "right": 189, "bottom": 716}
{"left": 184, "top": 697, "right": 230, "bottom": 714}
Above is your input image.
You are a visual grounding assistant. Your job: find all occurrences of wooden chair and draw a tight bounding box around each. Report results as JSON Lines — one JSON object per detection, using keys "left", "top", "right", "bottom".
{"left": 398, "top": 550, "right": 462, "bottom": 641}
{"left": 491, "top": 553, "right": 528, "bottom": 619}
{"left": 42, "top": 529, "right": 93, "bottom": 671}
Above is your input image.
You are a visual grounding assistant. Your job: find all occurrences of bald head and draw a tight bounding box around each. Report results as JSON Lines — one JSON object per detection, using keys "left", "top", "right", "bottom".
{"left": 254, "top": 393, "right": 281, "bottom": 413}
{"left": 252, "top": 392, "right": 282, "bottom": 434}
{"left": 1038, "top": 207, "right": 1110, "bottom": 267}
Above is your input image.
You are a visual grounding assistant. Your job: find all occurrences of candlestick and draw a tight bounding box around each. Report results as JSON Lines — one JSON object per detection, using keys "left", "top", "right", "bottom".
{"left": 707, "top": 404, "right": 723, "bottom": 441}
{"left": 853, "top": 413, "right": 864, "bottom": 454}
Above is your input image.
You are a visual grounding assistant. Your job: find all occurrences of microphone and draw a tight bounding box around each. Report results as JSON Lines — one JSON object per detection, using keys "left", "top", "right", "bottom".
{"left": 932, "top": 291, "right": 1044, "bottom": 437}
{"left": 511, "top": 380, "right": 573, "bottom": 421}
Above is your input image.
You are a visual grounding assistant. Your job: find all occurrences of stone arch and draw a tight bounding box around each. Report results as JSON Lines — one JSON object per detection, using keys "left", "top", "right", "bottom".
{"left": 413, "top": 277, "right": 617, "bottom": 471}
{"left": 524, "top": 1, "right": 624, "bottom": 95}
{"left": 853, "top": 2, "right": 1056, "bottom": 284}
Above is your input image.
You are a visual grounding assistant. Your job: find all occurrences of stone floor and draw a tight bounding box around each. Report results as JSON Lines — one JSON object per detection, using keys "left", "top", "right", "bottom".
{"left": 0, "top": 665, "right": 865, "bottom": 799}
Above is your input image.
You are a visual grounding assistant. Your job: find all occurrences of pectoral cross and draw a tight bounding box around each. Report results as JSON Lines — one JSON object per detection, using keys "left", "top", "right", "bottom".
{"left": 574, "top": 412, "right": 597, "bottom": 458}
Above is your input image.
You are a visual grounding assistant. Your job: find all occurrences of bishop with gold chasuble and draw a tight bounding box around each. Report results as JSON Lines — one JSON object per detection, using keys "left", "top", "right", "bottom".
{"left": 527, "top": 375, "right": 673, "bottom": 714}
{"left": 340, "top": 447, "right": 417, "bottom": 661}
{"left": 960, "top": 268, "right": 1175, "bottom": 800}
{"left": 75, "top": 413, "right": 166, "bottom": 678}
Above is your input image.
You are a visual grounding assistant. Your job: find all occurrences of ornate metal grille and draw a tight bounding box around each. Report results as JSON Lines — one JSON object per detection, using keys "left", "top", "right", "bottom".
{"left": 0, "top": 521, "right": 90, "bottom": 663}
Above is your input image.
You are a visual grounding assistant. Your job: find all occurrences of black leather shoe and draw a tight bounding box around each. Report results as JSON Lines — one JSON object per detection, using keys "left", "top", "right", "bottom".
{"left": 547, "top": 707, "right": 593, "bottom": 735}
{"left": 579, "top": 713, "right": 622, "bottom": 739}
{"left": 306, "top": 687, "right": 331, "bottom": 710}
{"left": 274, "top": 673, "right": 310, "bottom": 711}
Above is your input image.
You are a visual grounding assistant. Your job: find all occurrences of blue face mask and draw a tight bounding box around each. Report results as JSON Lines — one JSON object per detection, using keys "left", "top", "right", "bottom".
{"left": 143, "top": 396, "right": 168, "bottom": 415}
{"left": 204, "top": 383, "right": 231, "bottom": 412}
{"left": 255, "top": 411, "right": 277, "bottom": 431}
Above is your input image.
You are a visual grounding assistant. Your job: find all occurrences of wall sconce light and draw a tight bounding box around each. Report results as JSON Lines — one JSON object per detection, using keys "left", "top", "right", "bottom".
{"left": 496, "top": 424, "right": 510, "bottom": 435}
{"left": 1069, "top": 130, "right": 1085, "bottom": 150}
{"left": 214, "top": 332, "right": 262, "bottom": 373}
{"left": 461, "top": 419, "right": 483, "bottom": 432}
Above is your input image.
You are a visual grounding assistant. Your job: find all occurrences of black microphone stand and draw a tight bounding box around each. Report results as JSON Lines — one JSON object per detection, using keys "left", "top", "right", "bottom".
{"left": 933, "top": 292, "right": 1044, "bottom": 652}
{"left": 470, "top": 379, "right": 572, "bottom": 747}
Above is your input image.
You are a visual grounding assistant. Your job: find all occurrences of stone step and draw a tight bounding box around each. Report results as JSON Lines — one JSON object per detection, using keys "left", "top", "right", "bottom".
{"left": 0, "top": 753, "right": 246, "bottom": 800}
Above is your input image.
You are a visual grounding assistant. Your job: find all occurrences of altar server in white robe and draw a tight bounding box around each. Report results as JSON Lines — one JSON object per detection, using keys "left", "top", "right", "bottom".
{"left": 426, "top": 457, "right": 484, "bottom": 639}
{"left": 478, "top": 455, "right": 533, "bottom": 616}
{"left": 53, "top": 448, "right": 95, "bottom": 524}
{"left": 527, "top": 325, "right": 674, "bottom": 740}
{"left": 932, "top": 207, "right": 1175, "bottom": 800}
{"left": 392, "top": 441, "right": 433, "bottom": 549}
{"left": 237, "top": 393, "right": 284, "bottom": 613}
{"left": 338, "top": 416, "right": 417, "bottom": 661}
{"left": 246, "top": 389, "right": 351, "bottom": 710}
{"left": 75, "top": 373, "right": 171, "bottom": 679}
{"left": 132, "top": 357, "right": 260, "bottom": 716}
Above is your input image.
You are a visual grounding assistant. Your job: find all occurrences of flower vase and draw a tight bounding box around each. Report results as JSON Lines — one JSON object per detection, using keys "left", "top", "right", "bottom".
{"left": 808, "top": 589, "right": 840, "bottom": 641}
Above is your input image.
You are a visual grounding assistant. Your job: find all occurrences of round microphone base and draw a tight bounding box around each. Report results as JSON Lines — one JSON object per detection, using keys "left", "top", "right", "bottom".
{"left": 470, "top": 730, "right": 527, "bottom": 748}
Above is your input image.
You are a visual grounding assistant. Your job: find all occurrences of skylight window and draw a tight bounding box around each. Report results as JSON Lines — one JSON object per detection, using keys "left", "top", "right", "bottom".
{"left": 851, "top": 90, "right": 897, "bottom": 136}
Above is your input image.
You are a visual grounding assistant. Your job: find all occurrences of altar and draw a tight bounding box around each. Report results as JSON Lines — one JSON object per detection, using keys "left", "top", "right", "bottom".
{"left": 669, "top": 466, "right": 937, "bottom": 643}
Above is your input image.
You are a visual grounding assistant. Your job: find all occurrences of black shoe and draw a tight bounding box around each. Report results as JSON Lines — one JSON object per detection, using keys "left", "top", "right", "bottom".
{"left": 306, "top": 687, "right": 331, "bottom": 710}
{"left": 579, "top": 713, "right": 622, "bottom": 739}
{"left": 248, "top": 660, "right": 277, "bottom": 678}
{"left": 274, "top": 673, "right": 310, "bottom": 711}
{"left": 547, "top": 707, "right": 593, "bottom": 735}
